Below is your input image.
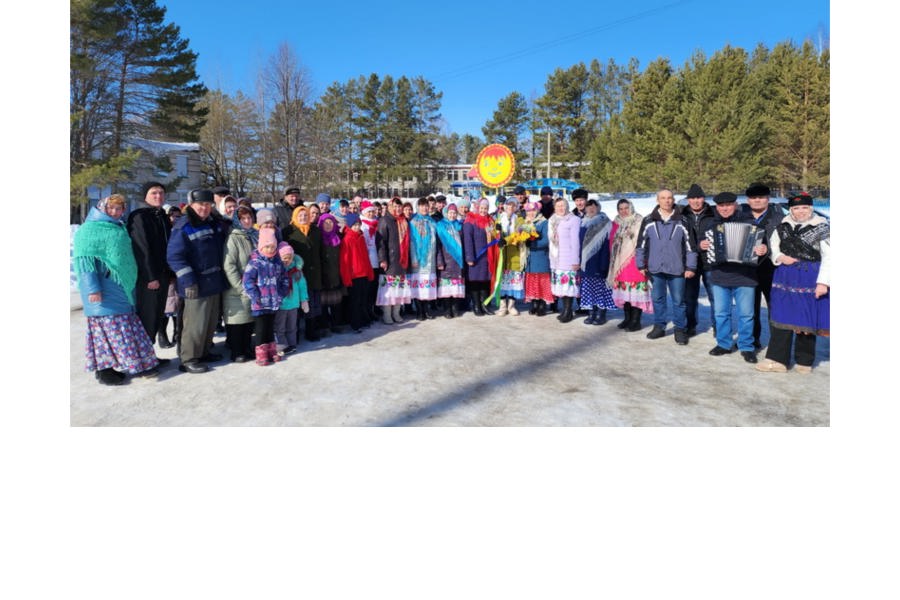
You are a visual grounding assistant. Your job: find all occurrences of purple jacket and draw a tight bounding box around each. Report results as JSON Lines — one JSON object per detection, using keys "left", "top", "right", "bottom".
{"left": 549, "top": 213, "right": 581, "bottom": 270}
{"left": 242, "top": 250, "right": 289, "bottom": 315}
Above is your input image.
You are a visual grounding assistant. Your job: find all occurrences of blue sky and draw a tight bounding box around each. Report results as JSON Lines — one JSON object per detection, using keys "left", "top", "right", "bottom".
{"left": 160, "top": 0, "right": 830, "bottom": 138}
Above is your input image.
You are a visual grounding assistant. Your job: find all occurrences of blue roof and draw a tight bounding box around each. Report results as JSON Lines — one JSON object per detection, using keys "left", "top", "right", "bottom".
{"left": 519, "top": 178, "right": 581, "bottom": 191}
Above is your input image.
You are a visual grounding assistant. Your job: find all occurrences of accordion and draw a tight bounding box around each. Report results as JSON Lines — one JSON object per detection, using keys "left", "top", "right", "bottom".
{"left": 708, "top": 222, "right": 765, "bottom": 265}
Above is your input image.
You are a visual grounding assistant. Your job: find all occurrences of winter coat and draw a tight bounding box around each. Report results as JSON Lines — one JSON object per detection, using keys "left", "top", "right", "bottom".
{"left": 282, "top": 224, "right": 323, "bottom": 290}
{"left": 580, "top": 215, "right": 612, "bottom": 278}
{"left": 127, "top": 202, "right": 172, "bottom": 283}
{"left": 361, "top": 223, "right": 379, "bottom": 268}
{"left": 548, "top": 213, "right": 581, "bottom": 270}
{"left": 702, "top": 211, "right": 760, "bottom": 288}
{"left": 222, "top": 226, "right": 254, "bottom": 325}
{"left": 280, "top": 255, "right": 309, "bottom": 310}
{"left": 462, "top": 219, "right": 493, "bottom": 281}
{"left": 166, "top": 208, "right": 228, "bottom": 298}
{"left": 635, "top": 206, "right": 697, "bottom": 276}
{"left": 681, "top": 203, "right": 716, "bottom": 272}
{"left": 340, "top": 228, "right": 375, "bottom": 287}
{"left": 742, "top": 203, "right": 785, "bottom": 264}
{"left": 321, "top": 240, "right": 342, "bottom": 291}
{"left": 524, "top": 218, "right": 550, "bottom": 274}
{"left": 376, "top": 215, "right": 410, "bottom": 277}
{"left": 273, "top": 200, "right": 298, "bottom": 230}
{"left": 242, "top": 250, "right": 289, "bottom": 315}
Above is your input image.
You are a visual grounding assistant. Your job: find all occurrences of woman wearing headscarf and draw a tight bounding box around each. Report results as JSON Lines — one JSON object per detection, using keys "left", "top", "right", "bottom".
{"left": 607, "top": 199, "right": 653, "bottom": 331}
{"left": 435, "top": 203, "right": 466, "bottom": 318}
{"left": 462, "top": 198, "right": 500, "bottom": 316}
{"left": 522, "top": 201, "right": 553, "bottom": 316}
{"left": 74, "top": 194, "right": 160, "bottom": 385}
{"left": 317, "top": 212, "right": 346, "bottom": 334}
{"left": 407, "top": 197, "right": 440, "bottom": 320}
{"left": 756, "top": 193, "right": 830, "bottom": 374}
{"left": 496, "top": 197, "right": 526, "bottom": 316}
{"left": 579, "top": 199, "right": 615, "bottom": 325}
{"left": 548, "top": 197, "right": 582, "bottom": 323}
{"left": 222, "top": 204, "right": 256, "bottom": 362}
{"left": 283, "top": 205, "right": 324, "bottom": 342}
{"left": 376, "top": 197, "right": 413, "bottom": 324}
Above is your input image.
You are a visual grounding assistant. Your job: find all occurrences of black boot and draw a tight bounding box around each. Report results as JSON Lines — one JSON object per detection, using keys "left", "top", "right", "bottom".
{"left": 95, "top": 368, "right": 125, "bottom": 386}
{"left": 529, "top": 300, "right": 538, "bottom": 315}
{"left": 536, "top": 299, "right": 547, "bottom": 317}
{"left": 304, "top": 317, "right": 321, "bottom": 341}
{"left": 157, "top": 318, "right": 175, "bottom": 348}
{"left": 426, "top": 301, "right": 437, "bottom": 319}
{"left": 584, "top": 306, "right": 598, "bottom": 325}
{"left": 416, "top": 300, "right": 427, "bottom": 321}
{"left": 481, "top": 291, "right": 495, "bottom": 316}
{"left": 471, "top": 292, "right": 485, "bottom": 317}
{"left": 618, "top": 302, "right": 632, "bottom": 329}
{"left": 550, "top": 299, "right": 559, "bottom": 313}
{"left": 558, "top": 297, "right": 574, "bottom": 323}
{"left": 594, "top": 309, "right": 607, "bottom": 325}
{"left": 627, "top": 307, "right": 643, "bottom": 332}
{"left": 445, "top": 301, "right": 456, "bottom": 319}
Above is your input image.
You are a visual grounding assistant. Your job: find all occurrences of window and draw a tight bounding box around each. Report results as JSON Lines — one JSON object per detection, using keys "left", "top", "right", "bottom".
{"left": 176, "top": 154, "right": 188, "bottom": 177}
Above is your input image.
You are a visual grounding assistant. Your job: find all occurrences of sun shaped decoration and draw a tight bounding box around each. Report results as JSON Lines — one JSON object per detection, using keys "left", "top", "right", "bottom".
{"left": 474, "top": 144, "right": 516, "bottom": 189}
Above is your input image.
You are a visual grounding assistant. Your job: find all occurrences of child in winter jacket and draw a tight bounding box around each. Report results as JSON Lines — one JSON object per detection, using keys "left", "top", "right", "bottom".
{"left": 339, "top": 214, "right": 375, "bottom": 332}
{"left": 274, "top": 242, "right": 310, "bottom": 356}
{"left": 242, "top": 228, "right": 290, "bottom": 365}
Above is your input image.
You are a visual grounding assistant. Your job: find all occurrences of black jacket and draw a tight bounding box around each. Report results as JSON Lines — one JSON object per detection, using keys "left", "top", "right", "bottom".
{"left": 127, "top": 203, "right": 172, "bottom": 283}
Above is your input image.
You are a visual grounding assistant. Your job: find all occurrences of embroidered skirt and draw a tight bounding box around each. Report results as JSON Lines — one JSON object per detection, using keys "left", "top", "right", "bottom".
{"left": 85, "top": 313, "right": 159, "bottom": 374}
{"left": 769, "top": 261, "right": 829, "bottom": 336}
{"left": 437, "top": 275, "right": 466, "bottom": 298}
{"left": 551, "top": 269, "right": 581, "bottom": 298}
{"left": 408, "top": 271, "right": 438, "bottom": 300}
{"left": 377, "top": 274, "right": 412, "bottom": 306}
{"left": 525, "top": 272, "right": 554, "bottom": 303}
{"left": 611, "top": 280, "right": 654, "bottom": 313}
{"left": 500, "top": 269, "right": 525, "bottom": 299}
{"left": 580, "top": 275, "right": 616, "bottom": 309}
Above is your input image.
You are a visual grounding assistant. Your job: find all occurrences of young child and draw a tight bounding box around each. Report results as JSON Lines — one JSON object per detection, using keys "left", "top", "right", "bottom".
{"left": 274, "top": 242, "right": 310, "bottom": 356}
{"left": 242, "top": 228, "right": 290, "bottom": 365}
{"left": 339, "top": 213, "right": 375, "bottom": 332}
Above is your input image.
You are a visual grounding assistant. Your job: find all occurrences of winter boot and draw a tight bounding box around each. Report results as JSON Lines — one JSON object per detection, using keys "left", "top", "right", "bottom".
{"left": 305, "top": 317, "right": 321, "bottom": 341}
{"left": 95, "top": 368, "right": 125, "bottom": 386}
{"left": 558, "top": 297, "right": 575, "bottom": 323}
{"left": 255, "top": 345, "right": 272, "bottom": 366}
{"left": 627, "top": 307, "right": 643, "bottom": 332}
{"left": 157, "top": 318, "right": 175, "bottom": 348}
{"left": 426, "top": 301, "right": 437, "bottom": 319}
{"left": 674, "top": 327, "right": 689, "bottom": 346}
{"left": 497, "top": 297, "right": 509, "bottom": 316}
{"left": 536, "top": 299, "right": 547, "bottom": 317}
{"left": 382, "top": 305, "right": 395, "bottom": 325}
{"left": 549, "top": 299, "right": 559, "bottom": 313}
{"left": 646, "top": 324, "right": 666, "bottom": 339}
{"left": 268, "top": 342, "right": 283, "bottom": 362}
{"left": 416, "top": 300, "right": 427, "bottom": 321}
{"left": 584, "top": 306, "right": 597, "bottom": 325}
{"left": 391, "top": 304, "right": 403, "bottom": 323}
{"left": 507, "top": 298, "right": 519, "bottom": 316}
{"left": 481, "top": 292, "right": 495, "bottom": 316}
{"left": 471, "top": 292, "right": 485, "bottom": 317}
{"left": 594, "top": 309, "right": 607, "bottom": 325}
{"left": 529, "top": 300, "right": 538, "bottom": 315}
{"left": 618, "top": 303, "right": 632, "bottom": 329}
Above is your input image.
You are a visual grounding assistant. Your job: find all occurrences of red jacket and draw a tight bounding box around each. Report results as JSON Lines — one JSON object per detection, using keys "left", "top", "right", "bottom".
{"left": 340, "top": 228, "right": 375, "bottom": 286}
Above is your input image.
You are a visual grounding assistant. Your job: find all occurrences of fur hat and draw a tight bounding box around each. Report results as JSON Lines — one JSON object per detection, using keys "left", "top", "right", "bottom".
{"left": 787, "top": 192, "right": 814, "bottom": 207}
{"left": 745, "top": 183, "right": 770, "bottom": 197}
{"left": 142, "top": 181, "right": 166, "bottom": 198}
{"left": 540, "top": 186, "right": 553, "bottom": 196}
{"left": 686, "top": 183, "right": 705, "bottom": 198}
{"left": 572, "top": 188, "right": 588, "bottom": 200}
{"left": 188, "top": 188, "right": 214, "bottom": 204}
{"left": 713, "top": 192, "right": 737, "bottom": 204}
{"left": 212, "top": 185, "right": 230, "bottom": 196}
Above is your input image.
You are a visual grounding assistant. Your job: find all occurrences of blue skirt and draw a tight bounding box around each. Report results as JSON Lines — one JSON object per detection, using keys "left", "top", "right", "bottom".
{"left": 769, "top": 261, "right": 829, "bottom": 335}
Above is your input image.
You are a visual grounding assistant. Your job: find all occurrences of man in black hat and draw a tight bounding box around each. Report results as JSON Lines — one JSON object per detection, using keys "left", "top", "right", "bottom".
{"left": 166, "top": 189, "right": 229, "bottom": 374}
{"left": 703, "top": 192, "right": 767, "bottom": 363}
{"left": 127, "top": 181, "right": 174, "bottom": 349}
{"left": 571, "top": 188, "right": 589, "bottom": 218}
{"left": 742, "top": 183, "right": 784, "bottom": 349}
{"left": 275, "top": 186, "right": 303, "bottom": 229}
{"left": 512, "top": 185, "right": 528, "bottom": 215}
{"left": 212, "top": 185, "right": 231, "bottom": 215}
{"left": 681, "top": 183, "right": 716, "bottom": 336}
{"left": 539, "top": 186, "right": 555, "bottom": 218}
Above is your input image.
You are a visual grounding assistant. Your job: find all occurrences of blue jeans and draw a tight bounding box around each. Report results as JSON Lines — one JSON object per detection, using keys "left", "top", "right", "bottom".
{"left": 711, "top": 285, "right": 755, "bottom": 352}
{"left": 650, "top": 273, "right": 687, "bottom": 329}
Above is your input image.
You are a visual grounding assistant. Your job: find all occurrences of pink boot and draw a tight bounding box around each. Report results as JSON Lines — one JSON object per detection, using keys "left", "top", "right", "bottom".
{"left": 268, "top": 342, "right": 283, "bottom": 363}
{"left": 255, "top": 345, "right": 271, "bottom": 366}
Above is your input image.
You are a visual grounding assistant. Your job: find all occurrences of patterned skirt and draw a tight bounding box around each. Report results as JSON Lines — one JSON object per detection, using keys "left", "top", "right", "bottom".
{"left": 524, "top": 272, "right": 554, "bottom": 303}
{"left": 377, "top": 274, "right": 412, "bottom": 306}
{"left": 409, "top": 271, "right": 438, "bottom": 300}
{"left": 769, "top": 261, "right": 829, "bottom": 335}
{"left": 500, "top": 269, "right": 525, "bottom": 299}
{"left": 437, "top": 274, "right": 466, "bottom": 298}
{"left": 611, "top": 279, "right": 654, "bottom": 313}
{"left": 580, "top": 275, "right": 616, "bottom": 309}
{"left": 550, "top": 269, "right": 581, "bottom": 298}
{"left": 85, "top": 313, "right": 159, "bottom": 374}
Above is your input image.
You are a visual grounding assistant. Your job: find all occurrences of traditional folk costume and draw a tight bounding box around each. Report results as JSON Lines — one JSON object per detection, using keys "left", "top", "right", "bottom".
{"left": 548, "top": 204, "right": 582, "bottom": 323}
{"left": 408, "top": 212, "right": 439, "bottom": 301}
{"left": 579, "top": 210, "right": 616, "bottom": 323}
{"left": 462, "top": 201, "right": 500, "bottom": 316}
{"left": 435, "top": 212, "right": 466, "bottom": 303}
{"left": 607, "top": 200, "right": 653, "bottom": 330}
{"left": 376, "top": 208, "right": 412, "bottom": 323}
{"left": 497, "top": 207, "right": 526, "bottom": 308}
{"left": 523, "top": 209, "right": 553, "bottom": 314}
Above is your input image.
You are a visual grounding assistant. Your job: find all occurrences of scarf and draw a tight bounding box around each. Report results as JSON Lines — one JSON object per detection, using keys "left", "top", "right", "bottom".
{"left": 465, "top": 210, "right": 499, "bottom": 280}
{"left": 580, "top": 212, "right": 612, "bottom": 270}
{"left": 394, "top": 213, "right": 410, "bottom": 270}
{"left": 409, "top": 213, "right": 436, "bottom": 268}
{"left": 291, "top": 206, "right": 311, "bottom": 236}
{"left": 73, "top": 206, "right": 138, "bottom": 304}
{"left": 608, "top": 201, "right": 642, "bottom": 287}
{"left": 777, "top": 213, "right": 829, "bottom": 262}
{"left": 318, "top": 214, "right": 341, "bottom": 247}
{"left": 361, "top": 215, "right": 378, "bottom": 237}
{"left": 434, "top": 216, "right": 463, "bottom": 268}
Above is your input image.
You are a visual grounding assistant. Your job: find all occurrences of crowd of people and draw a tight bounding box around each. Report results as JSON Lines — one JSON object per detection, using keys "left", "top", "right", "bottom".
{"left": 74, "top": 181, "right": 830, "bottom": 385}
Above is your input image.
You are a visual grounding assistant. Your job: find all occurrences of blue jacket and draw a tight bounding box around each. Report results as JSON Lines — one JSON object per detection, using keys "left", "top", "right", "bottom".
{"left": 166, "top": 208, "right": 228, "bottom": 298}
{"left": 524, "top": 218, "right": 550, "bottom": 274}
{"left": 76, "top": 208, "right": 137, "bottom": 317}
{"left": 636, "top": 206, "right": 697, "bottom": 276}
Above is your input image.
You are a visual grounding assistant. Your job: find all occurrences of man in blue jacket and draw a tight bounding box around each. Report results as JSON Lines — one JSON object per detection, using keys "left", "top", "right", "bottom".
{"left": 636, "top": 188, "right": 697, "bottom": 345}
{"left": 167, "top": 189, "right": 229, "bottom": 374}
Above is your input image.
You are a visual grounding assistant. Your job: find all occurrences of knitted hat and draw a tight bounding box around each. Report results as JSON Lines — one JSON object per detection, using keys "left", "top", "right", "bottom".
{"left": 446, "top": 203, "right": 458, "bottom": 212}
{"left": 256, "top": 207, "right": 275, "bottom": 225}
{"left": 344, "top": 213, "right": 360, "bottom": 228}
{"left": 686, "top": 183, "right": 705, "bottom": 198}
{"left": 540, "top": 186, "right": 553, "bottom": 196}
{"left": 713, "top": 192, "right": 737, "bottom": 204}
{"left": 572, "top": 188, "right": 588, "bottom": 200}
{"left": 504, "top": 196, "right": 519, "bottom": 207}
{"left": 258, "top": 228, "right": 278, "bottom": 256}
{"left": 316, "top": 192, "right": 331, "bottom": 205}
{"left": 142, "top": 181, "right": 166, "bottom": 198}
{"left": 456, "top": 198, "right": 471, "bottom": 208}
{"left": 277, "top": 241, "right": 294, "bottom": 258}
{"left": 745, "top": 183, "right": 770, "bottom": 197}
{"left": 513, "top": 185, "right": 526, "bottom": 195}
{"left": 787, "top": 192, "right": 814, "bottom": 207}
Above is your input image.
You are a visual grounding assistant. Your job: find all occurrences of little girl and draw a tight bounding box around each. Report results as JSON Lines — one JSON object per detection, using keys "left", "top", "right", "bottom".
{"left": 242, "top": 228, "right": 290, "bottom": 365}
{"left": 274, "top": 242, "right": 310, "bottom": 356}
